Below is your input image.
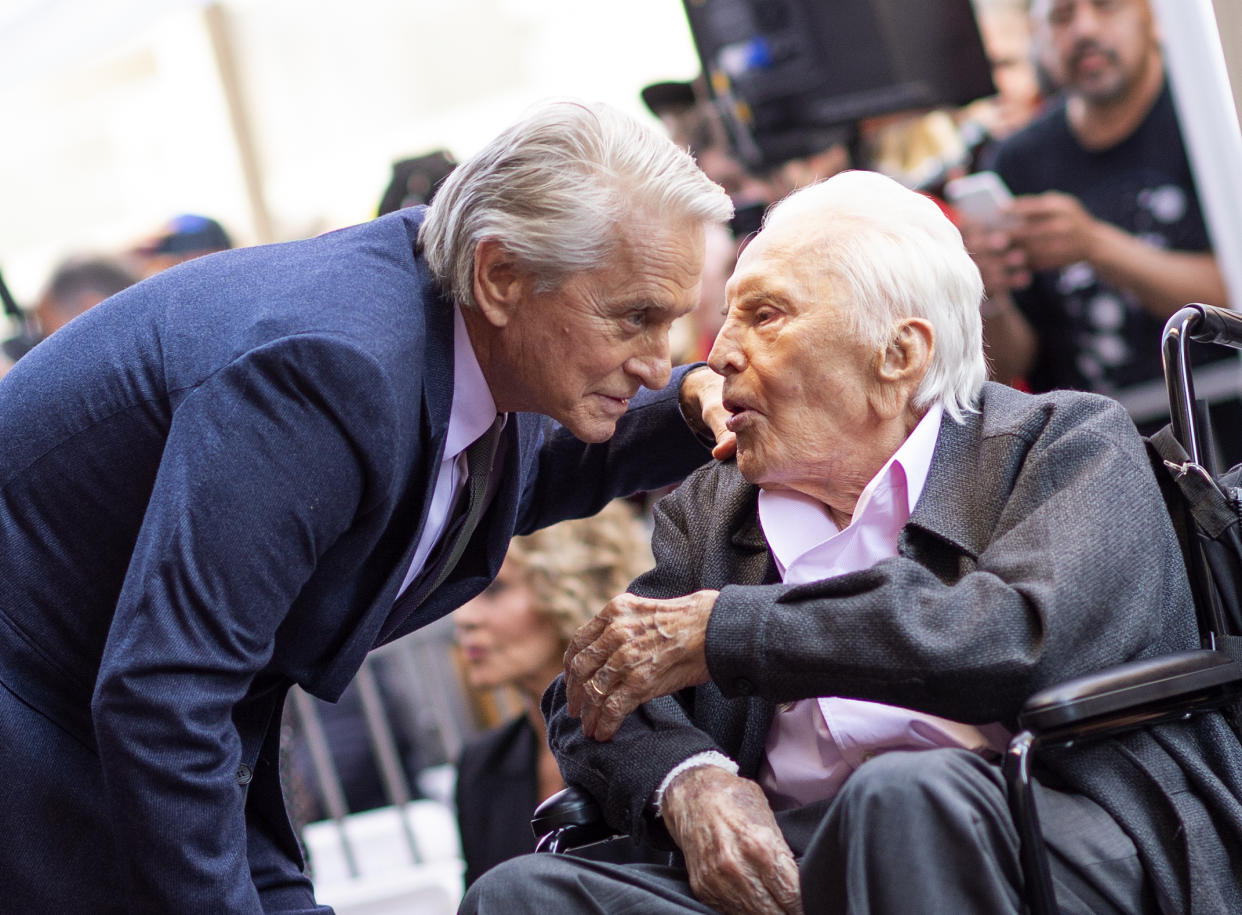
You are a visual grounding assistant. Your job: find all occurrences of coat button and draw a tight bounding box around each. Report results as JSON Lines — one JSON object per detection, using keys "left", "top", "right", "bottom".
{"left": 734, "top": 678, "right": 755, "bottom": 695}
{"left": 235, "top": 764, "right": 253, "bottom": 785}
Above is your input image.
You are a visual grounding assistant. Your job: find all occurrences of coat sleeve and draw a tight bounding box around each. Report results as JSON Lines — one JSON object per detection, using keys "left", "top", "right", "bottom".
{"left": 91, "top": 335, "right": 399, "bottom": 912}
{"left": 514, "top": 363, "right": 711, "bottom": 535}
{"left": 705, "top": 405, "right": 1192, "bottom": 724}
{"left": 544, "top": 476, "right": 742, "bottom": 846}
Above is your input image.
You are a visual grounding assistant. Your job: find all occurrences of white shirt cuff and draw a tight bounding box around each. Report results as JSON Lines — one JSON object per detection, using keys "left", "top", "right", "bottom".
{"left": 651, "top": 751, "right": 739, "bottom": 818}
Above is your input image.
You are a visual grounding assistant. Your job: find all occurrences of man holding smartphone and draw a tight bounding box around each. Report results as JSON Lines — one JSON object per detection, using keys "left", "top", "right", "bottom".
{"left": 963, "top": 0, "right": 1234, "bottom": 454}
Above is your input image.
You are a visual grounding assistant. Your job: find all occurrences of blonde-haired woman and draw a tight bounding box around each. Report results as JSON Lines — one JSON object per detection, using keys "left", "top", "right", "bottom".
{"left": 454, "top": 500, "right": 661, "bottom": 887}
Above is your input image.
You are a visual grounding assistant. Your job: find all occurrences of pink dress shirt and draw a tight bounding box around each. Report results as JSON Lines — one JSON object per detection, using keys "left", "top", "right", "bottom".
{"left": 756, "top": 404, "right": 1010, "bottom": 810}
{"left": 396, "top": 305, "right": 501, "bottom": 598}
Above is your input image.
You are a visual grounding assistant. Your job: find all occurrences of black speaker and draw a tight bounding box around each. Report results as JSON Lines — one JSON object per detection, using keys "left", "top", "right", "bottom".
{"left": 681, "top": 0, "right": 995, "bottom": 168}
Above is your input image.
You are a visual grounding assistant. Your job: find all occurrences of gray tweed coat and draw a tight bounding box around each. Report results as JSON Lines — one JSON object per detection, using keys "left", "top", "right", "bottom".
{"left": 546, "top": 382, "right": 1242, "bottom": 914}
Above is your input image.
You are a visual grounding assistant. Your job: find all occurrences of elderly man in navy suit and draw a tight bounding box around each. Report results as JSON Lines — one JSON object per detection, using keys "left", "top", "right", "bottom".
{"left": 0, "top": 100, "right": 732, "bottom": 912}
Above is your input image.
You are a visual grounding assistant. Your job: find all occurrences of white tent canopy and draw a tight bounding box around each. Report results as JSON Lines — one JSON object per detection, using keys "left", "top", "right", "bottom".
{"left": 0, "top": 0, "right": 701, "bottom": 301}
{"left": 1, "top": 0, "right": 1239, "bottom": 310}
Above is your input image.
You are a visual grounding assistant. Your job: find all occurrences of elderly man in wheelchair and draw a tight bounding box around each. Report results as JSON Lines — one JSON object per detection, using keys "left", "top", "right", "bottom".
{"left": 460, "top": 170, "right": 1242, "bottom": 915}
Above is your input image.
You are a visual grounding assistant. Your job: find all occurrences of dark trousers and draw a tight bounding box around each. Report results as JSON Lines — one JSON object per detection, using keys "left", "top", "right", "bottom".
{"left": 461, "top": 749, "right": 1157, "bottom": 915}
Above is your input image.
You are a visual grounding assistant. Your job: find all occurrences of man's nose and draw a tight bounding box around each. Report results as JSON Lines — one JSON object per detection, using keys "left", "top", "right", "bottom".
{"left": 707, "top": 321, "right": 744, "bottom": 375}
{"left": 455, "top": 602, "right": 483, "bottom": 629}
{"left": 626, "top": 330, "right": 673, "bottom": 390}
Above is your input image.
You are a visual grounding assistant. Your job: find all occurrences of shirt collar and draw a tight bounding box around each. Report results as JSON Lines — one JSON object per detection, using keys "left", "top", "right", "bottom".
{"left": 758, "top": 402, "right": 943, "bottom": 567}
{"left": 893, "top": 401, "right": 942, "bottom": 516}
{"left": 444, "top": 304, "right": 500, "bottom": 459}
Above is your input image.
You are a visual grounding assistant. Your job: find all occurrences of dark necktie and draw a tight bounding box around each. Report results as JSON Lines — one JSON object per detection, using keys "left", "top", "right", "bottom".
{"left": 410, "top": 414, "right": 505, "bottom": 608}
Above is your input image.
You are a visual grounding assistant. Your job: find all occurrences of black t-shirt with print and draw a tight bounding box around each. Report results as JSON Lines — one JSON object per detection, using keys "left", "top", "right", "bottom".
{"left": 991, "top": 82, "right": 1221, "bottom": 396}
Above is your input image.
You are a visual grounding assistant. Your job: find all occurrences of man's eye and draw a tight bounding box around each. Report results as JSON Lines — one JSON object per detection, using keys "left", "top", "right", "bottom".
{"left": 625, "top": 312, "right": 646, "bottom": 329}
{"left": 754, "top": 308, "right": 776, "bottom": 324}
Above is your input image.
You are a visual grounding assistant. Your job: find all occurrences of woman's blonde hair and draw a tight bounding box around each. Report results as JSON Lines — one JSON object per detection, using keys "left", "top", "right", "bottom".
{"left": 505, "top": 500, "right": 653, "bottom": 644}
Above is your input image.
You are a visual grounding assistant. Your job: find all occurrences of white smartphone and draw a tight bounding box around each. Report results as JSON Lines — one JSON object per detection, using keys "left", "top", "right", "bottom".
{"left": 945, "top": 171, "right": 1014, "bottom": 226}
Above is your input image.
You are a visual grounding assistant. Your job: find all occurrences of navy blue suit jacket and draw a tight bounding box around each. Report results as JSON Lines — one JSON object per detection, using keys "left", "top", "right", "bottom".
{"left": 0, "top": 209, "right": 708, "bottom": 912}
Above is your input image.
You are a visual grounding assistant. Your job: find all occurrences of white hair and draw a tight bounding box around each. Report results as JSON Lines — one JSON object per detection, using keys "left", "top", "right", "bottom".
{"left": 763, "top": 170, "right": 987, "bottom": 422}
{"left": 418, "top": 99, "right": 733, "bottom": 309}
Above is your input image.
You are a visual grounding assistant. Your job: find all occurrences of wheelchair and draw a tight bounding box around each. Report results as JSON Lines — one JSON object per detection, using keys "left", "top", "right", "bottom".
{"left": 532, "top": 303, "right": 1242, "bottom": 915}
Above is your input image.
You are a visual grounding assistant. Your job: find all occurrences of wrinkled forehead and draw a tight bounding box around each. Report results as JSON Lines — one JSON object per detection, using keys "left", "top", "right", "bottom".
{"left": 739, "top": 208, "right": 826, "bottom": 264}
{"left": 725, "top": 219, "right": 832, "bottom": 304}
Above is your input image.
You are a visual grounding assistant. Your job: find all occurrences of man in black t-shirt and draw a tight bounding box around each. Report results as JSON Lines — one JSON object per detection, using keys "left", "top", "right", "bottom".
{"left": 990, "top": 83, "right": 1212, "bottom": 396}
{"left": 964, "top": 0, "right": 1237, "bottom": 456}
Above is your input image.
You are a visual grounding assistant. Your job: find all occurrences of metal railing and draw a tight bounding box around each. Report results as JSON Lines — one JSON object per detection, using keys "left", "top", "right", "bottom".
{"left": 282, "top": 614, "right": 498, "bottom": 879}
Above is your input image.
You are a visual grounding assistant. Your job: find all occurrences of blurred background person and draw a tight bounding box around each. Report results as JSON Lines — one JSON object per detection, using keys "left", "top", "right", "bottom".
{"left": 639, "top": 0, "right": 1045, "bottom": 228}
{"left": 641, "top": 78, "right": 783, "bottom": 241}
{"left": 858, "top": 107, "right": 972, "bottom": 192}
{"left": 127, "top": 212, "right": 233, "bottom": 277}
{"left": 962, "top": 0, "right": 1237, "bottom": 463}
{"left": 0, "top": 254, "right": 137, "bottom": 375}
{"left": 862, "top": 0, "right": 1046, "bottom": 195}
{"left": 453, "top": 500, "right": 662, "bottom": 888}
{"left": 376, "top": 149, "right": 458, "bottom": 217}
{"left": 960, "top": 0, "right": 1048, "bottom": 168}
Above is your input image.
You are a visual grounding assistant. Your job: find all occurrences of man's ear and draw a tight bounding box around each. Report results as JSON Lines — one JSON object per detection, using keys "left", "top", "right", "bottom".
{"left": 871, "top": 318, "right": 934, "bottom": 419}
{"left": 878, "top": 318, "right": 933, "bottom": 384}
{"left": 473, "top": 239, "right": 526, "bottom": 328}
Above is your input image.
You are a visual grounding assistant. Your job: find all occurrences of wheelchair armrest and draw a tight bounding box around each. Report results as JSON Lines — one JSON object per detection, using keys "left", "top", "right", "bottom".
{"left": 531, "top": 786, "right": 622, "bottom": 853}
{"left": 1007, "top": 649, "right": 1242, "bottom": 915}
{"left": 1018, "top": 649, "right": 1242, "bottom": 736}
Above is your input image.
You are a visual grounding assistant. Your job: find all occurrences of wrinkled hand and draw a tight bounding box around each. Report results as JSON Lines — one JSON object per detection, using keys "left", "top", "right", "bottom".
{"left": 958, "top": 215, "right": 1030, "bottom": 295}
{"left": 663, "top": 766, "right": 804, "bottom": 915}
{"left": 1009, "top": 191, "right": 1099, "bottom": 272}
{"left": 680, "top": 367, "right": 737, "bottom": 460}
{"left": 565, "top": 590, "right": 717, "bottom": 740}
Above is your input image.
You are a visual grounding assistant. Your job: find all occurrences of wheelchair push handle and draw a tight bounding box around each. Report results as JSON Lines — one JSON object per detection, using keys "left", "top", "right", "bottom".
{"left": 1184, "top": 302, "right": 1242, "bottom": 350}
{"left": 1161, "top": 303, "right": 1242, "bottom": 470}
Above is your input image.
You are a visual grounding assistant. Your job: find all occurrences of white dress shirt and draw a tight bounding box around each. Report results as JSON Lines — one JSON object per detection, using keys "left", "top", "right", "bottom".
{"left": 396, "top": 305, "right": 501, "bottom": 599}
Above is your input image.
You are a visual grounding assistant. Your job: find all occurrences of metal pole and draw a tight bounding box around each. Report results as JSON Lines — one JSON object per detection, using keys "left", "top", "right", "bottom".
{"left": 202, "top": 2, "right": 275, "bottom": 244}
{"left": 354, "top": 660, "right": 423, "bottom": 864}
{"left": 289, "top": 687, "right": 360, "bottom": 878}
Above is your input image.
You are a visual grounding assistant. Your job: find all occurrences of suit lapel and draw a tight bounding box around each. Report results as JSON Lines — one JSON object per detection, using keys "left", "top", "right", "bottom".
{"left": 711, "top": 465, "right": 779, "bottom": 774}
{"left": 372, "top": 277, "right": 457, "bottom": 633}
{"left": 718, "top": 464, "right": 779, "bottom": 587}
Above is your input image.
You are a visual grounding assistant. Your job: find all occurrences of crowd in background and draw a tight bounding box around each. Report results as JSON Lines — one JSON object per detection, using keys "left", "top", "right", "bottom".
{"left": 0, "top": 214, "right": 233, "bottom": 376}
